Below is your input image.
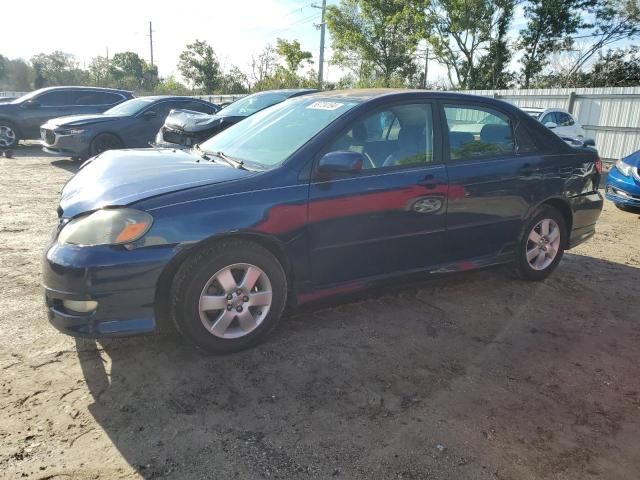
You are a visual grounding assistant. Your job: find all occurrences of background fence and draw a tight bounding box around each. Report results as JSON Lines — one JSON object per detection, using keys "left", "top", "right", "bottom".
{"left": 3, "top": 87, "right": 639, "bottom": 161}
{"left": 467, "top": 87, "right": 640, "bottom": 162}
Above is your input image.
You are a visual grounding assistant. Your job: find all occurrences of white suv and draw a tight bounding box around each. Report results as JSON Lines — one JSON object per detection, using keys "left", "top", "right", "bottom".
{"left": 520, "top": 107, "right": 586, "bottom": 139}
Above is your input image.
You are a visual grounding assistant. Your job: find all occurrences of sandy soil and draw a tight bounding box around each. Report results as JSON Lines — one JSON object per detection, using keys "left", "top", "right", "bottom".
{"left": 1, "top": 145, "right": 639, "bottom": 480}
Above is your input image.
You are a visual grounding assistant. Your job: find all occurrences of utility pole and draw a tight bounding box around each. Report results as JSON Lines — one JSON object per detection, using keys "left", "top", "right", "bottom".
{"left": 312, "top": 0, "right": 327, "bottom": 87}
{"left": 148, "top": 21, "right": 154, "bottom": 67}
{"left": 423, "top": 47, "right": 429, "bottom": 89}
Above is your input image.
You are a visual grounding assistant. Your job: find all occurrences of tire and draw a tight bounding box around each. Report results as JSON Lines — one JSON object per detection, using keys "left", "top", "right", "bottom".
{"left": 90, "top": 133, "right": 123, "bottom": 156}
{"left": 513, "top": 205, "right": 567, "bottom": 281}
{"left": 615, "top": 203, "right": 640, "bottom": 214}
{"left": 0, "top": 120, "right": 19, "bottom": 149}
{"left": 171, "top": 239, "right": 287, "bottom": 354}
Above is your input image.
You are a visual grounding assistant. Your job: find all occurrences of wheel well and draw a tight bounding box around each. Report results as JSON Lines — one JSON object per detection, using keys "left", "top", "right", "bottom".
{"left": 153, "top": 233, "right": 293, "bottom": 331}
{"left": 542, "top": 198, "right": 573, "bottom": 234}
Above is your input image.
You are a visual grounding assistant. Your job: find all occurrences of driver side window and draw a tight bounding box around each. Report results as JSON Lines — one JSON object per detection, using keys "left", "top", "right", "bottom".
{"left": 326, "top": 103, "right": 434, "bottom": 170}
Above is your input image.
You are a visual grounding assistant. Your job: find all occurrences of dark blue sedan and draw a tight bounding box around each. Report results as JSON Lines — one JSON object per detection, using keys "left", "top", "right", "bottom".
{"left": 43, "top": 90, "right": 603, "bottom": 353}
{"left": 40, "top": 96, "right": 219, "bottom": 159}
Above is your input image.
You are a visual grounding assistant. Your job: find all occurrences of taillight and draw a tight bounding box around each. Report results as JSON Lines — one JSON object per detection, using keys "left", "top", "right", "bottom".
{"left": 595, "top": 157, "right": 603, "bottom": 174}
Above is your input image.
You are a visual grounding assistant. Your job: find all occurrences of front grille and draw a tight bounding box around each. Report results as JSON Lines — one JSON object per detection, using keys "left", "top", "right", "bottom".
{"left": 162, "top": 127, "right": 186, "bottom": 146}
{"left": 41, "top": 128, "right": 56, "bottom": 145}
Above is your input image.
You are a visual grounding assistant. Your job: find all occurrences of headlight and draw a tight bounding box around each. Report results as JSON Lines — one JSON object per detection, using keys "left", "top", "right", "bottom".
{"left": 57, "top": 128, "right": 86, "bottom": 135}
{"left": 615, "top": 159, "right": 634, "bottom": 177}
{"left": 58, "top": 208, "right": 153, "bottom": 246}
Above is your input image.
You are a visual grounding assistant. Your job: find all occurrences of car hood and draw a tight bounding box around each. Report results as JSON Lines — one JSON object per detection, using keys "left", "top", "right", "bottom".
{"left": 60, "top": 148, "right": 251, "bottom": 217}
{"left": 46, "top": 114, "right": 125, "bottom": 128}
{"left": 164, "top": 110, "right": 241, "bottom": 133}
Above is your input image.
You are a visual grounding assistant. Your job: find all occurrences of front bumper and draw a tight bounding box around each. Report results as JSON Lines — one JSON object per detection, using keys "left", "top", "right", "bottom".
{"left": 40, "top": 127, "right": 91, "bottom": 158}
{"left": 605, "top": 166, "right": 640, "bottom": 207}
{"left": 567, "top": 191, "right": 604, "bottom": 249}
{"left": 43, "top": 238, "right": 177, "bottom": 337}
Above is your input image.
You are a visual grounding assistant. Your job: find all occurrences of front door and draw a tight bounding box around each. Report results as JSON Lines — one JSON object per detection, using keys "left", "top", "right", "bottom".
{"left": 307, "top": 101, "right": 449, "bottom": 287}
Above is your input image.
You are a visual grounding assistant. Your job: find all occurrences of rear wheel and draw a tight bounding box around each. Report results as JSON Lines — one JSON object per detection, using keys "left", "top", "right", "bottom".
{"left": 0, "top": 121, "right": 19, "bottom": 149}
{"left": 90, "top": 133, "right": 123, "bottom": 156}
{"left": 513, "top": 206, "right": 567, "bottom": 281}
{"left": 171, "top": 240, "right": 287, "bottom": 353}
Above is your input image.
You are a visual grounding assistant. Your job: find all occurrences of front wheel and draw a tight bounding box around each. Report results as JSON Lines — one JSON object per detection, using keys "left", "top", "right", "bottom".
{"left": 0, "top": 121, "right": 19, "bottom": 149}
{"left": 171, "top": 240, "right": 287, "bottom": 353}
{"left": 90, "top": 133, "right": 123, "bottom": 156}
{"left": 513, "top": 206, "right": 567, "bottom": 281}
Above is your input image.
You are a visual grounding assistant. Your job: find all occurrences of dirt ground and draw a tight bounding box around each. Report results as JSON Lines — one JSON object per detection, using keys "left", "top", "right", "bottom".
{"left": 0, "top": 144, "right": 639, "bottom": 480}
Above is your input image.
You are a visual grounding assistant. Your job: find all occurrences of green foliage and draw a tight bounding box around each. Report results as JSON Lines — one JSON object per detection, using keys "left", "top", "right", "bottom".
{"left": 219, "top": 66, "right": 250, "bottom": 94}
{"left": 518, "top": 0, "right": 589, "bottom": 87}
{"left": 326, "top": 0, "right": 428, "bottom": 87}
{"left": 275, "top": 39, "right": 313, "bottom": 73}
{"left": 426, "top": 0, "right": 514, "bottom": 89}
{"left": 153, "top": 76, "right": 192, "bottom": 95}
{"left": 178, "top": 40, "right": 222, "bottom": 93}
{"left": 30, "top": 51, "right": 88, "bottom": 88}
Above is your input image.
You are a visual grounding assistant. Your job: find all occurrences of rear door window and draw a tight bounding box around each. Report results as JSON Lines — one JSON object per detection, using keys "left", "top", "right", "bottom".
{"left": 76, "top": 91, "right": 125, "bottom": 106}
{"left": 444, "top": 105, "right": 515, "bottom": 161}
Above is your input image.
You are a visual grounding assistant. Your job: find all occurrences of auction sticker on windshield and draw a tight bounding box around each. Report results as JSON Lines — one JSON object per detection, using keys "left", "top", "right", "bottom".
{"left": 307, "top": 101, "right": 345, "bottom": 111}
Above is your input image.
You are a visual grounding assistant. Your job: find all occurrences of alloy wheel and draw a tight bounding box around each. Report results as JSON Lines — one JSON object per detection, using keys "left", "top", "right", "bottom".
{"left": 198, "top": 263, "right": 273, "bottom": 339}
{"left": 0, "top": 126, "right": 16, "bottom": 148}
{"left": 526, "top": 218, "right": 561, "bottom": 271}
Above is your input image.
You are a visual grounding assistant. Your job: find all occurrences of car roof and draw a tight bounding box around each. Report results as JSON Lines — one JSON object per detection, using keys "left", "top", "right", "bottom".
{"left": 33, "top": 86, "right": 133, "bottom": 95}
{"left": 305, "top": 89, "right": 523, "bottom": 110}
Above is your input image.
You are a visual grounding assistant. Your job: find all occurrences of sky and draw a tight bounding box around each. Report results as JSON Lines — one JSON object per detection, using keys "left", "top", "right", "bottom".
{"left": 0, "top": 0, "right": 632, "bottom": 88}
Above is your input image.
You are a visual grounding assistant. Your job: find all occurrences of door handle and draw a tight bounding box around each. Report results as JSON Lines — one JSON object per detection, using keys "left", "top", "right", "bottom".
{"left": 419, "top": 174, "right": 439, "bottom": 189}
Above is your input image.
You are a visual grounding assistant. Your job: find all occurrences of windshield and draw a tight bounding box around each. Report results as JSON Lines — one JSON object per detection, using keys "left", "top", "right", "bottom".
{"left": 104, "top": 97, "right": 155, "bottom": 116}
{"left": 200, "top": 97, "right": 358, "bottom": 168}
{"left": 221, "top": 92, "right": 291, "bottom": 117}
{"left": 522, "top": 110, "right": 542, "bottom": 119}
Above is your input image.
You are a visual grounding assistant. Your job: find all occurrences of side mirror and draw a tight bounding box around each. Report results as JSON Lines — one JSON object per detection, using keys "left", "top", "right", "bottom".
{"left": 143, "top": 110, "right": 157, "bottom": 119}
{"left": 316, "top": 151, "right": 363, "bottom": 179}
{"left": 23, "top": 99, "right": 40, "bottom": 109}
{"left": 544, "top": 121, "right": 557, "bottom": 129}
{"left": 583, "top": 138, "right": 595, "bottom": 147}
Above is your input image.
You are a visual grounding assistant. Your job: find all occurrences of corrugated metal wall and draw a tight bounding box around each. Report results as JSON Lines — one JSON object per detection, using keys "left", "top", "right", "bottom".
{"left": 466, "top": 87, "right": 640, "bottom": 162}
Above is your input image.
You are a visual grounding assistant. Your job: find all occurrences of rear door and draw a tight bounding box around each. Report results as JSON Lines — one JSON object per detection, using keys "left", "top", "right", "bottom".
{"left": 443, "top": 102, "right": 546, "bottom": 262}
{"left": 307, "top": 100, "right": 449, "bottom": 286}
{"left": 74, "top": 90, "right": 128, "bottom": 114}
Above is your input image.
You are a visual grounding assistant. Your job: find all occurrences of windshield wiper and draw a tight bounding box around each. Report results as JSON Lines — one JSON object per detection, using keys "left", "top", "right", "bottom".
{"left": 211, "top": 151, "right": 248, "bottom": 170}
{"left": 193, "top": 143, "right": 211, "bottom": 160}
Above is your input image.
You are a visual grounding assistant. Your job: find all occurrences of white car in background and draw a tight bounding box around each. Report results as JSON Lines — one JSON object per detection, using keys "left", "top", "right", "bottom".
{"left": 520, "top": 107, "right": 586, "bottom": 139}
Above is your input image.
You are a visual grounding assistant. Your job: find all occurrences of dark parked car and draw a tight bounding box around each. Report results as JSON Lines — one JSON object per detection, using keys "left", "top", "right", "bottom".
{"left": 40, "top": 96, "right": 219, "bottom": 159}
{"left": 154, "top": 89, "right": 317, "bottom": 148}
{"left": 43, "top": 89, "right": 603, "bottom": 354}
{"left": 0, "top": 87, "right": 133, "bottom": 149}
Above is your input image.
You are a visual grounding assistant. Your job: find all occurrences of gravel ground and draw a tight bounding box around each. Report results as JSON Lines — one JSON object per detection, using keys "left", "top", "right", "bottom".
{"left": 1, "top": 145, "right": 639, "bottom": 480}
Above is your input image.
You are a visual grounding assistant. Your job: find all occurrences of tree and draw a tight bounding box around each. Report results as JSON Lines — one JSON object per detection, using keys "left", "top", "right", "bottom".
{"left": 564, "top": 0, "right": 640, "bottom": 77}
{"left": 518, "top": 0, "right": 590, "bottom": 88}
{"left": 426, "top": 0, "right": 514, "bottom": 89}
{"left": 30, "top": 51, "right": 87, "bottom": 88}
{"left": 275, "top": 38, "right": 313, "bottom": 72}
{"left": 326, "top": 0, "right": 428, "bottom": 86}
{"left": 88, "top": 56, "right": 112, "bottom": 86}
{"left": 178, "top": 40, "right": 221, "bottom": 93}
{"left": 250, "top": 45, "right": 277, "bottom": 84}
{"left": 467, "top": 0, "right": 516, "bottom": 89}
{"left": 153, "top": 76, "right": 192, "bottom": 95}
{"left": 220, "top": 66, "right": 250, "bottom": 94}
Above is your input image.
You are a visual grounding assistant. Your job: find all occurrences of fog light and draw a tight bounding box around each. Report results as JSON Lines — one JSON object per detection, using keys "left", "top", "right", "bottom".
{"left": 62, "top": 299, "right": 98, "bottom": 314}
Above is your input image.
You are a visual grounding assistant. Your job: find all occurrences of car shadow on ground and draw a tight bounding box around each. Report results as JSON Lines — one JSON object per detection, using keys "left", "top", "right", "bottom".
{"left": 74, "top": 252, "right": 640, "bottom": 478}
